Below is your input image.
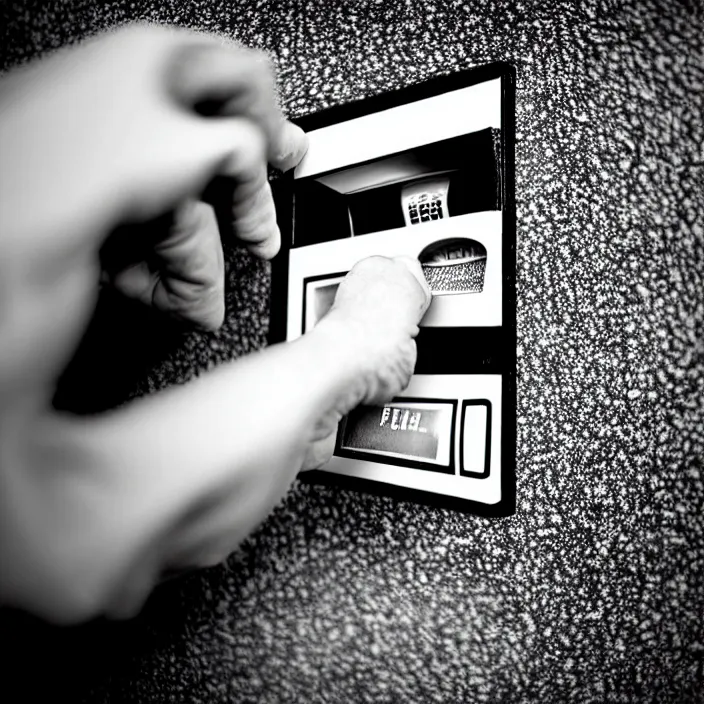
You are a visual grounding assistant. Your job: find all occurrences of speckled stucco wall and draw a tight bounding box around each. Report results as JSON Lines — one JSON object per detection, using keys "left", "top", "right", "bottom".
{"left": 1, "top": 1, "right": 703, "bottom": 702}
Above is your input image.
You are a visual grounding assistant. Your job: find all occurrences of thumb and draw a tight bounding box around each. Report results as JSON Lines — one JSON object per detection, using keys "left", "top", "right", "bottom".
{"left": 393, "top": 255, "right": 433, "bottom": 313}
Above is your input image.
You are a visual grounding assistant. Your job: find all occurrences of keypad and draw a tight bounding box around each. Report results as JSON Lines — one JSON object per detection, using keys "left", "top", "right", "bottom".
{"left": 406, "top": 191, "right": 445, "bottom": 224}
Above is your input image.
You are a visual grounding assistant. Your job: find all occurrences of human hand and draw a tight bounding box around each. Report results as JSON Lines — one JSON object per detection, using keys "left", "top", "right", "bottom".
{"left": 0, "top": 24, "right": 425, "bottom": 624}
{"left": 303, "top": 255, "right": 432, "bottom": 461}
{"left": 0, "top": 23, "right": 318, "bottom": 622}
{"left": 0, "top": 23, "right": 307, "bottom": 406}
{"left": 325, "top": 255, "right": 431, "bottom": 403}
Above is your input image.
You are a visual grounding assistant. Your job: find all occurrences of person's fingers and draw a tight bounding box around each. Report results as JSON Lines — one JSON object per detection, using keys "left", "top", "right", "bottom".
{"left": 198, "top": 118, "right": 282, "bottom": 260}
{"left": 107, "top": 201, "right": 226, "bottom": 330}
{"left": 167, "top": 41, "right": 307, "bottom": 258}
{"left": 153, "top": 201, "right": 226, "bottom": 329}
{"left": 119, "top": 106, "right": 281, "bottom": 263}
{"left": 167, "top": 41, "right": 308, "bottom": 172}
{"left": 98, "top": 30, "right": 302, "bottom": 260}
{"left": 230, "top": 174, "right": 281, "bottom": 260}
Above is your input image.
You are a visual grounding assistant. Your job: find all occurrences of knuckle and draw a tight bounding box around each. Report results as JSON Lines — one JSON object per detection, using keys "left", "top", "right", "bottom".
{"left": 236, "top": 217, "right": 275, "bottom": 247}
{"left": 246, "top": 226, "right": 281, "bottom": 260}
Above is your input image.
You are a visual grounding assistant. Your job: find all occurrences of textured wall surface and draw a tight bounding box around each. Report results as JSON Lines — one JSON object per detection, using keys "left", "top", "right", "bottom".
{"left": 1, "top": 1, "right": 703, "bottom": 702}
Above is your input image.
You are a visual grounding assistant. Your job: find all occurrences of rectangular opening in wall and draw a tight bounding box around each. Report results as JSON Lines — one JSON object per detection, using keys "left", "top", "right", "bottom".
{"left": 293, "top": 128, "right": 501, "bottom": 247}
{"left": 302, "top": 272, "right": 347, "bottom": 333}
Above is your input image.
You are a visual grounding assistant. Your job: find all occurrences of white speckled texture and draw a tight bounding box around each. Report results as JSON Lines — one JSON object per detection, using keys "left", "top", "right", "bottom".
{"left": 1, "top": 1, "right": 703, "bottom": 702}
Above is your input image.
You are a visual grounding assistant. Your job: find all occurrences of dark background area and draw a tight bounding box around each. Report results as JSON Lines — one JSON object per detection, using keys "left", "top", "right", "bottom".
{"left": 1, "top": 1, "right": 703, "bottom": 702}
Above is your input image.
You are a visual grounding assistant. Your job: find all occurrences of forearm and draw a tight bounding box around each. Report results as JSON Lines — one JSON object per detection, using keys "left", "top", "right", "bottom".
{"left": 0, "top": 320, "right": 366, "bottom": 623}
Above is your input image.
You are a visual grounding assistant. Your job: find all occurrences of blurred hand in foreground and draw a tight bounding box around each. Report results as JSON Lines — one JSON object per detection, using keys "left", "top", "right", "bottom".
{"left": 0, "top": 24, "right": 431, "bottom": 624}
